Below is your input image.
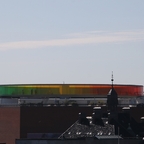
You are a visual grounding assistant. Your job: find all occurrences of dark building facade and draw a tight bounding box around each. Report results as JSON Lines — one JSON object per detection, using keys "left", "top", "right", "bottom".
{"left": 0, "top": 106, "right": 144, "bottom": 144}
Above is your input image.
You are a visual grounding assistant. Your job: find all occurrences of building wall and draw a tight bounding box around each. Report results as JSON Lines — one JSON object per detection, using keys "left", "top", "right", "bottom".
{"left": 0, "top": 106, "right": 143, "bottom": 144}
{"left": 16, "top": 139, "right": 142, "bottom": 144}
{"left": 130, "top": 107, "right": 144, "bottom": 122}
{"left": 20, "top": 106, "right": 93, "bottom": 138}
{"left": 20, "top": 106, "right": 144, "bottom": 139}
{"left": 0, "top": 107, "right": 20, "bottom": 144}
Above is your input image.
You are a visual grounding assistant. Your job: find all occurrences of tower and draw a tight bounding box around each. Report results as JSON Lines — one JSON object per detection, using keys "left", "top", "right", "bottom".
{"left": 107, "top": 72, "right": 118, "bottom": 111}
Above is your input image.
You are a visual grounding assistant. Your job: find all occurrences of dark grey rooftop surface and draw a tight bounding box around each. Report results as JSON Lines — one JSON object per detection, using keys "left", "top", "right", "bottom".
{"left": 59, "top": 117, "right": 118, "bottom": 139}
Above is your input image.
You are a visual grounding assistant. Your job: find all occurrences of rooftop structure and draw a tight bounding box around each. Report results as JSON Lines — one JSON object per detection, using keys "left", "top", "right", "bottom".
{"left": 0, "top": 84, "right": 143, "bottom": 97}
{"left": 59, "top": 116, "right": 115, "bottom": 139}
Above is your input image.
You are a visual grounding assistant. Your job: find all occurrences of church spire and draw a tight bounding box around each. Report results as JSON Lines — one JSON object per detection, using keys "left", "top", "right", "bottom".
{"left": 111, "top": 71, "right": 114, "bottom": 88}
{"left": 107, "top": 71, "right": 118, "bottom": 111}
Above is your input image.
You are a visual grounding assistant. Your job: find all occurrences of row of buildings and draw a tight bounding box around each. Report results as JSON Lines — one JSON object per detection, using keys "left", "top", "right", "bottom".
{"left": 0, "top": 83, "right": 143, "bottom": 144}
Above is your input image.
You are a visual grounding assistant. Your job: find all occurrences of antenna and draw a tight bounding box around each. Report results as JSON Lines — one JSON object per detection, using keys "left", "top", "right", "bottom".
{"left": 111, "top": 71, "right": 114, "bottom": 88}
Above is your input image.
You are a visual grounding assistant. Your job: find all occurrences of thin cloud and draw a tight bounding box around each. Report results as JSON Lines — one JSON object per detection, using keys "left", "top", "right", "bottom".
{"left": 0, "top": 30, "right": 144, "bottom": 50}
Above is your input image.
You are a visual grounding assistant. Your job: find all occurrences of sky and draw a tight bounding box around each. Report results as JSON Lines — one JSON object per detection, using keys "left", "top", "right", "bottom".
{"left": 0, "top": 0, "right": 144, "bottom": 86}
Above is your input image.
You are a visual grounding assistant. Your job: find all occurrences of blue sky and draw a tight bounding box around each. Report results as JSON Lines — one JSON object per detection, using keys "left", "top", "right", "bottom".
{"left": 0, "top": 0, "right": 144, "bottom": 86}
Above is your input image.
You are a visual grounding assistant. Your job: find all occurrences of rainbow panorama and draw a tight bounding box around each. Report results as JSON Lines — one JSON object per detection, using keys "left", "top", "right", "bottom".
{"left": 0, "top": 84, "right": 143, "bottom": 97}
{"left": 0, "top": 84, "right": 143, "bottom": 107}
